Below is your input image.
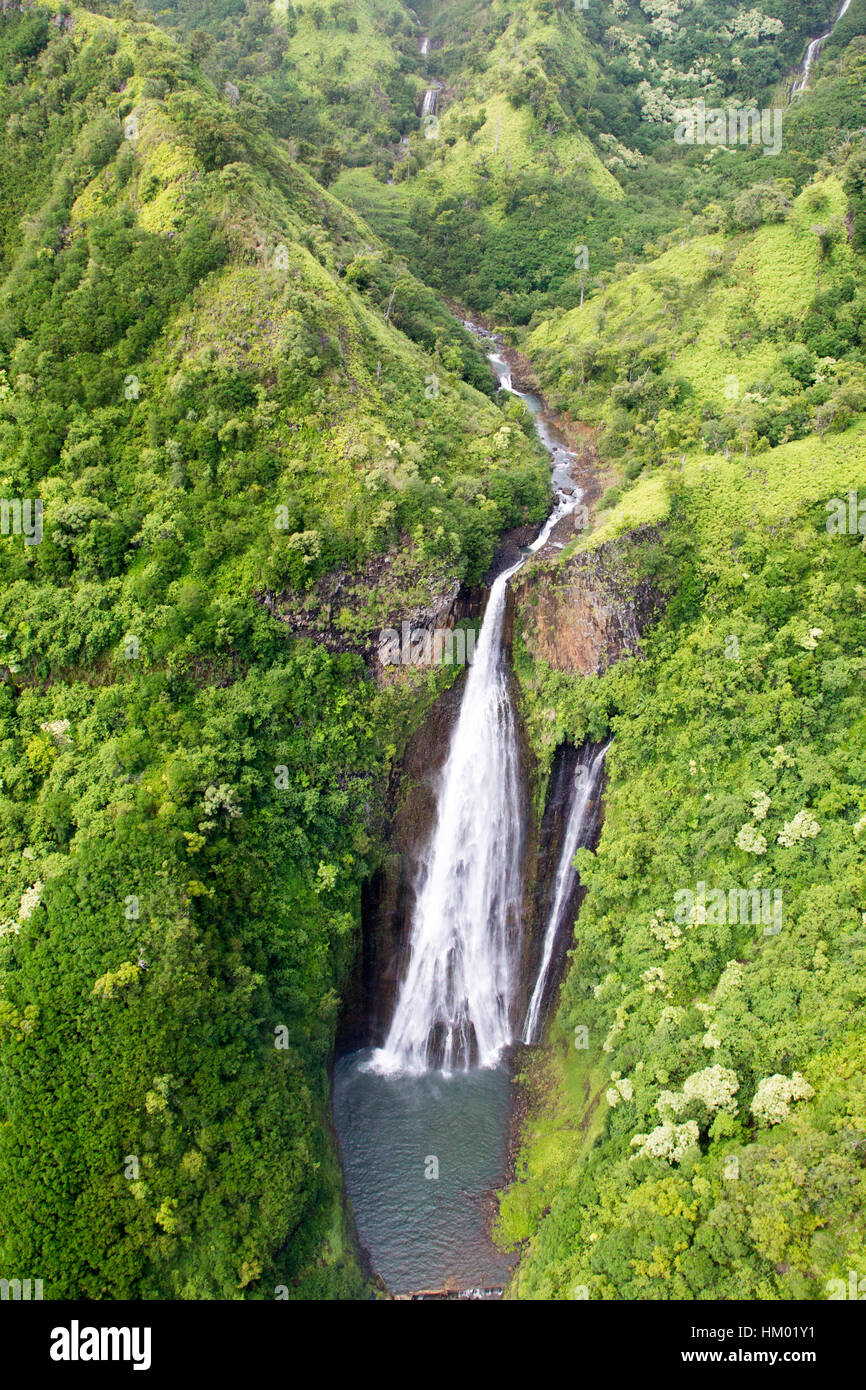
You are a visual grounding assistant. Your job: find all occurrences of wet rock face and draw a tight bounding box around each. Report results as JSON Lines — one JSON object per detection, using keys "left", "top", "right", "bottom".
{"left": 337, "top": 672, "right": 465, "bottom": 1052}
{"left": 513, "top": 524, "right": 670, "bottom": 675}
{"left": 483, "top": 524, "right": 539, "bottom": 583}
{"left": 525, "top": 742, "right": 583, "bottom": 990}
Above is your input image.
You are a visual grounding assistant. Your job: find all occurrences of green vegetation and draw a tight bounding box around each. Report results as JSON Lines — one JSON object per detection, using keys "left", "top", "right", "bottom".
{"left": 2, "top": 0, "right": 866, "bottom": 1303}
{"left": 0, "top": 0, "right": 547, "bottom": 1298}
{"left": 502, "top": 475, "right": 866, "bottom": 1298}
{"left": 496, "top": 7, "right": 866, "bottom": 1299}
{"left": 530, "top": 172, "right": 866, "bottom": 488}
{"left": 137, "top": 0, "right": 866, "bottom": 323}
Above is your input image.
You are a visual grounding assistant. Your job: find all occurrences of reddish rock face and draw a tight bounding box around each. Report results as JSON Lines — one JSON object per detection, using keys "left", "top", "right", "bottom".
{"left": 513, "top": 524, "right": 671, "bottom": 676}
{"left": 523, "top": 579, "right": 621, "bottom": 675}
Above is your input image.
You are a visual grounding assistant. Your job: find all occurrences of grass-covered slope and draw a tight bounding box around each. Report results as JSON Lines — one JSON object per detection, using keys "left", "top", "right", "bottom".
{"left": 135, "top": 0, "right": 866, "bottom": 327}
{"left": 0, "top": 1, "right": 552, "bottom": 1298}
{"left": 334, "top": 0, "right": 865, "bottom": 321}
{"left": 134, "top": 0, "right": 866, "bottom": 331}
{"left": 529, "top": 165, "right": 866, "bottom": 524}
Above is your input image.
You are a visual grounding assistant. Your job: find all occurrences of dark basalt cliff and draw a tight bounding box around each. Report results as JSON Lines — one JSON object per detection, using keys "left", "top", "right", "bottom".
{"left": 337, "top": 668, "right": 466, "bottom": 1052}
{"left": 521, "top": 737, "right": 607, "bottom": 1031}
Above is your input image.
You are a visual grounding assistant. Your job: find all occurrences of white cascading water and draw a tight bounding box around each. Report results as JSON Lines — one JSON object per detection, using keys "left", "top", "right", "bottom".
{"left": 522, "top": 740, "right": 610, "bottom": 1044}
{"left": 791, "top": 0, "right": 851, "bottom": 95}
{"left": 371, "top": 563, "right": 523, "bottom": 1074}
{"left": 370, "top": 325, "right": 581, "bottom": 1076}
{"left": 421, "top": 84, "right": 440, "bottom": 118}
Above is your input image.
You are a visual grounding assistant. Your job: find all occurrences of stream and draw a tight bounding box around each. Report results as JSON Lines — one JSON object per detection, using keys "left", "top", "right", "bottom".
{"left": 333, "top": 325, "right": 592, "bottom": 1295}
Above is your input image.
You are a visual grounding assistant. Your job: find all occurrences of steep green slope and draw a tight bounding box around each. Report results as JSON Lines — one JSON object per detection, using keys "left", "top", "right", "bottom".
{"left": 135, "top": 0, "right": 866, "bottom": 326}
{"left": 334, "top": 0, "right": 862, "bottom": 319}
{"left": 0, "top": 1, "right": 550, "bottom": 1298}
{"left": 498, "top": 132, "right": 866, "bottom": 1302}
{"left": 502, "top": 454, "right": 866, "bottom": 1298}
{"left": 529, "top": 170, "right": 866, "bottom": 502}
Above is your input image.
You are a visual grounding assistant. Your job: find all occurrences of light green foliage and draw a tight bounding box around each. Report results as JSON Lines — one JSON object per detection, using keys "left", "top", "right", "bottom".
{"left": 2, "top": 0, "right": 866, "bottom": 1305}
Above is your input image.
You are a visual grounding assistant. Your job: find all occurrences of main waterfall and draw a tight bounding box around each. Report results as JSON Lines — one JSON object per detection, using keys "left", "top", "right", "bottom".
{"left": 372, "top": 564, "right": 523, "bottom": 1073}
{"left": 370, "top": 324, "right": 581, "bottom": 1076}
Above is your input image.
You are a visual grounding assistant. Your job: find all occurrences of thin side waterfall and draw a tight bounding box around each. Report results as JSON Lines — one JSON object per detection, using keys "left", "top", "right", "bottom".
{"left": 522, "top": 740, "right": 610, "bottom": 1045}
{"left": 369, "top": 323, "right": 582, "bottom": 1077}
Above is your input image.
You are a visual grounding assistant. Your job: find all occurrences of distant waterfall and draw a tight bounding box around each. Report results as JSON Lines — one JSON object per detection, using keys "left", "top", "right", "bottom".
{"left": 791, "top": 0, "right": 851, "bottom": 96}
{"left": 421, "top": 85, "right": 440, "bottom": 118}
{"left": 522, "top": 741, "right": 610, "bottom": 1045}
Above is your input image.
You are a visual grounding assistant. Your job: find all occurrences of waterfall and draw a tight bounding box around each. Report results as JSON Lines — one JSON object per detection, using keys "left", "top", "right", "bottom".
{"left": 791, "top": 0, "right": 851, "bottom": 95}
{"left": 421, "top": 85, "right": 440, "bottom": 118}
{"left": 420, "top": 36, "right": 430, "bottom": 55}
{"left": 522, "top": 741, "right": 610, "bottom": 1045}
{"left": 368, "top": 327, "right": 583, "bottom": 1077}
{"left": 370, "top": 566, "right": 524, "bottom": 1075}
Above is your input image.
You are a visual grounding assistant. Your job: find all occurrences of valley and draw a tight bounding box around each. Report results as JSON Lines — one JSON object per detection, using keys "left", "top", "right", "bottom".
{"left": 0, "top": 0, "right": 864, "bottom": 1310}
